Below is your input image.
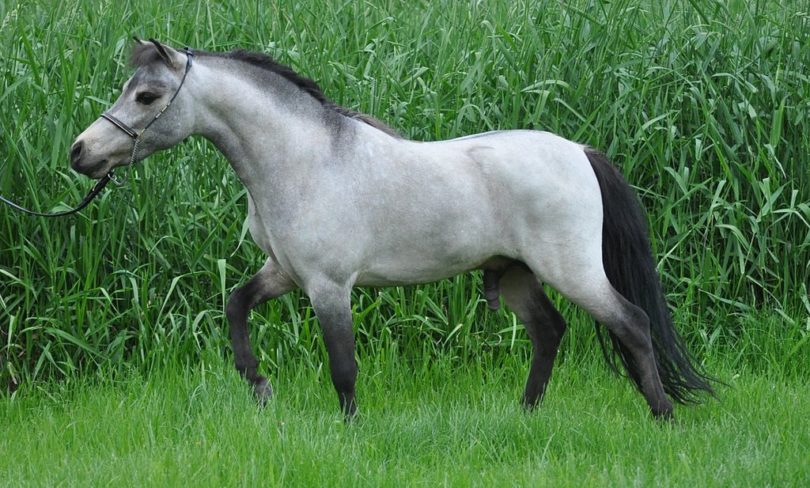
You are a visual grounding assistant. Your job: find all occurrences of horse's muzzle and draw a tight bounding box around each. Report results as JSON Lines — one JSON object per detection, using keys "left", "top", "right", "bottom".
{"left": 70, "top": 141, "right": 84, "bottom": 168}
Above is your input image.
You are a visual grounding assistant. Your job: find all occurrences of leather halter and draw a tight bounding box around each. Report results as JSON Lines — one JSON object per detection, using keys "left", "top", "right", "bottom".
{"left": 1, "top": 47, "right": 194, "bottom": 217}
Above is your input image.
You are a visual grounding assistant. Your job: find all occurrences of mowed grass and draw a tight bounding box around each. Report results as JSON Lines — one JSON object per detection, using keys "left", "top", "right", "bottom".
{"left": 2, "top": 355, "right": 808, "bottom": 487}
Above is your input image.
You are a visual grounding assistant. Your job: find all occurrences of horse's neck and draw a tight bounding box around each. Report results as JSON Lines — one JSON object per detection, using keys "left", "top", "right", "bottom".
{"left": 192, "top": 61, "right": 334, "bottom": 197}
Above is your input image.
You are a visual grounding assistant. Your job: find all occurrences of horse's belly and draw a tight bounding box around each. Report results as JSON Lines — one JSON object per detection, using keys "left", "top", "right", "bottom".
{"left": 355, "top": 236, "right": 500, "bottom": 286}
{"left": 351, "top": 177, "right": 506, "bottom": 286}
{"left": 355, "top": 259, "right": 483, "bottom": 286}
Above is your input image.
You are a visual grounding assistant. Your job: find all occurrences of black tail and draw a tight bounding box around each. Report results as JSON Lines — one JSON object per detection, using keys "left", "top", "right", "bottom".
{"left": 586, "top": 148, "right": 714, "bottom": 404}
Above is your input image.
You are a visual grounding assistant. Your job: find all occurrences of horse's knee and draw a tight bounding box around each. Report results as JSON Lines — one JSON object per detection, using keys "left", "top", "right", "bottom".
{"left": 225, "top": 289, "right": 246, "bottom": 323}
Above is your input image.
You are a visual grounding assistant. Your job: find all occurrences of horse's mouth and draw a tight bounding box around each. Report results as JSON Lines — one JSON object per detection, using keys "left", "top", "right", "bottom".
{"left": 72, "top": 158, "right": 110, "bottom": 179}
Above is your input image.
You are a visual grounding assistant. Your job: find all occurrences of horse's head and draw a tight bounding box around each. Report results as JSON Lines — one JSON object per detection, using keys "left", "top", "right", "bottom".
{"left": 70, "top": 39, "right": 195, "bottom": 179}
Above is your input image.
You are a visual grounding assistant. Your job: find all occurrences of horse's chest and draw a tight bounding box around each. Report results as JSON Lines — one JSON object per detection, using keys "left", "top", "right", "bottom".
{"left": 246, "top": 195, "right": 276, "bottom": 255}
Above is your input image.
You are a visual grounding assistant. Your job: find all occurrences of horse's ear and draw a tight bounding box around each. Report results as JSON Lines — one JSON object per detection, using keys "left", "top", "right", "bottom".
{"left": 148, "top": 38, "right": 175, "bottom": 68}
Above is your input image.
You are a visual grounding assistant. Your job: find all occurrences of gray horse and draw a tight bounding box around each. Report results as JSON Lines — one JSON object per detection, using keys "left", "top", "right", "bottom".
{"left": 71, "top": 39, "right": 713, "bottom": 419}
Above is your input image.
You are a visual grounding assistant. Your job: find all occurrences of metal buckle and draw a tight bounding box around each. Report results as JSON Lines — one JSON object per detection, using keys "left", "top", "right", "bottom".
{"left": 108, "top": 169, "right": 129, "bottom": 187}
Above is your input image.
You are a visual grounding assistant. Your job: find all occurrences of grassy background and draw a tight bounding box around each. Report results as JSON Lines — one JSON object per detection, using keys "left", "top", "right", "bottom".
{"left": 0, "top": 0, "right": 809, "bottom": 484}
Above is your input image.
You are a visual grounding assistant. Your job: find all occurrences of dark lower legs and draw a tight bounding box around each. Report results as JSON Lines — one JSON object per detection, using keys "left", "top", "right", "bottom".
{"left": 501, "top": 262, "right": 673, "bottom": 418}
{"left": 227, "top": 266, "right": 358, "bottom": 418}
{"left": 541, "top": 269, "right": 674, "bottom": 419}
{"left": 225, "top": 260, "right": 295, "bottom": 404}
{"left": 308, "top": 284, "right": 357, "bottom": 418}
{"left": 598, "top": 293, "right": 673, "bottom": 418}
{"left": 499, "top": 265, "right": 567, "bottom": 409}
{"left": 228, "top": 258, "right": 671, "bottom": 420}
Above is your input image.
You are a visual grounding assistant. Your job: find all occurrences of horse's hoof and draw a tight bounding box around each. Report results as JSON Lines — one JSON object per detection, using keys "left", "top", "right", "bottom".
{"left": 343, "top": 407, "right": 359, "bottom": 423}
{"left": 520, "top": 399, "right": 540, "bottom": 412}
{"left": 253, "top": 378, "right": 273, "bottom": 407}
{"left": 652, "top": 403, "right": 674, "bottom": 421}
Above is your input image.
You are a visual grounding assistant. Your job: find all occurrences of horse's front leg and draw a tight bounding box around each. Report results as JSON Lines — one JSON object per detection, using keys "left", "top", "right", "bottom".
{"left": 307, "top": 280, "right": 358, "bottom": 418}
{"left": 225, "top": 258, "right": 296, "bottom": 404}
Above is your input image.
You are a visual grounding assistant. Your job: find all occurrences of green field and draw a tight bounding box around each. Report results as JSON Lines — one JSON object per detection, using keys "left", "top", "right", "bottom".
{"left": 2, "top": 357, "right": 809, "bottom": 486}
{"left": 1, "top": 0, "right": 809, "bottom": 485}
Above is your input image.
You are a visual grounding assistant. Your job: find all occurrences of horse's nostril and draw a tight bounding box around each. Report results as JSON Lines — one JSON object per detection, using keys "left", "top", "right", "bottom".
{"left": 70, "top": 141, "right": 83, "bottom": 166}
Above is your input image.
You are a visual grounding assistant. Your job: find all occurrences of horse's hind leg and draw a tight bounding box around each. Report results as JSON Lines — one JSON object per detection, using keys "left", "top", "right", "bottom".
{"left": 594, "top": 290, "right": 673, "bottom": 418}
{"left": 226, "top": 258, "right": 296, "bottom": 404}
{"left": 500, "top": 264, "right": 567, "bottom": 409}
{"left": 536, "top": 259, "right": 673, "bottom": 418}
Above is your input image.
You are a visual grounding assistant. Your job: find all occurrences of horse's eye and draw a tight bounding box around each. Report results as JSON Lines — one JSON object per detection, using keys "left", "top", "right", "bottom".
{"left": 135, "top": 92, "right": 160, "bottom": 105}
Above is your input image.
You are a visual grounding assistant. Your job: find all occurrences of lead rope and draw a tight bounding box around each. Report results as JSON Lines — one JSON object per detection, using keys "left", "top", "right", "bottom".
{"left": 0, "top": 174, "right": 113, "bottom": 217}
{"left": 107, "top": 136, "right": 142, "bottom": 187}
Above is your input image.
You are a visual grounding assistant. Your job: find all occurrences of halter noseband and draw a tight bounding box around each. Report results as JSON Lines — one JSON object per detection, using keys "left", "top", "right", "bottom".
{"left": 101, "top": 47, "right": 194, "bottom": 184}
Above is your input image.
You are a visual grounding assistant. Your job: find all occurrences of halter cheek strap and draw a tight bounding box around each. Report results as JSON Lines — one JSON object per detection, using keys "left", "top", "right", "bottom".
{"left": 101, "top": 47, "right": 194, "bottom": 185}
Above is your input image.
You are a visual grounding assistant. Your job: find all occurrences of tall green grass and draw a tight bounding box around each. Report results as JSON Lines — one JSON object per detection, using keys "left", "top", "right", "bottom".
{"left": 1, "top": 0, "right": 808, "bottom": 389}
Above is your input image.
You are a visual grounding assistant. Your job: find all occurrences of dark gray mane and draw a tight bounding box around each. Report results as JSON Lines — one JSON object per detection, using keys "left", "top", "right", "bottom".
{"left": 130, "top": 44, "right": 400, "bottom": 137}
